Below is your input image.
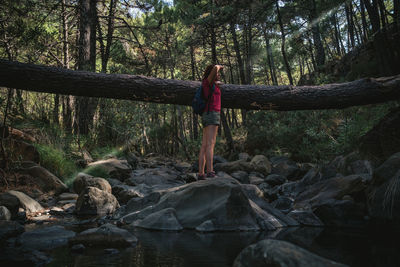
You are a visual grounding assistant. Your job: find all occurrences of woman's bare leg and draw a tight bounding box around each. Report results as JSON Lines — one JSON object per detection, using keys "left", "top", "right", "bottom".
{"left": 198, "top": 127, "right": 207, "bottom": 175}
{"left": 205, "top": 125, "right": 218, "bottom": 173}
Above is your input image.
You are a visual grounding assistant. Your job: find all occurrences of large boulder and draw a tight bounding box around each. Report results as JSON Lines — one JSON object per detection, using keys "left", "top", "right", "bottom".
{"left": 5, "top": 139, "right": 39, "bottom": 163}
{"left": 214, "top": 160, "right": 253, "bottom": 174}
{"left": 121, "top": 177, "right": 295, "bottom": 231}
{"left": 17, "top": 161, "right": 68, "bottom": 194}
{"left": 6, "top": 190, "right": 44, "bottom": 214}
{"left": 359, "top": 107, "right": 400, "bottom": 162}
{"left": 313, "top": 198, "right": 366, "bottom": 226}
{"left": 0, "top": 205, "right": 11, "bottom": 220}
{"left": 69, "top": 223, "right": 137, "bottom": 247}
{"left": 250, "top": 155, "right": 271, "bottom": 175}
{"left": 265, "top": 174, "right": 286, "bottom": 186}
{"left": 294, "top": 175, "right": 366, "bottom": 209}
{"left": 112, "top": 184, "right": 144, "bottom": 204}
{"left": 0, "top": 193, "right": 20, "bottom": 218}
{"left": 73, "top": 173, "right": 112, "bottom": 194}
{"left": 126, "top": 167, "right": 184, "bottom": 190}
{"left": 87, "top": 158, "right": 132, "bottom": 180}
{"left": 75, "top": 186, "right": 120, "bottom": 216}
{"left": 372, "top": 152, "right": 400, "bottom": 185}
{"left": 17, "top": 225, "right": 75, "bottom": 251}
{"left": 135, "top": 208, "right": 183, "bottom": 231}
{"left": 233, "top": 239, "right": 347, "bottom": 267}
{"left": 272, "top": 159, "right": 301, "bottom": 180}
{"left": 367, "top": 169, "right": 400, "bottom": 222}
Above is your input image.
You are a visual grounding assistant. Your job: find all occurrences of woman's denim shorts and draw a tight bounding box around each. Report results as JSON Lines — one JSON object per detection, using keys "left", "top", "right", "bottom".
{"left": 202, "top": 111, "right": 220, "bottom": 127}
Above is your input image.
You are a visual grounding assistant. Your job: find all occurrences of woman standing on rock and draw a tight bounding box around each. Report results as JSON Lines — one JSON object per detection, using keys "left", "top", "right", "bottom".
{"left": 198, "top": 64, "right": 223, "bottom": 180}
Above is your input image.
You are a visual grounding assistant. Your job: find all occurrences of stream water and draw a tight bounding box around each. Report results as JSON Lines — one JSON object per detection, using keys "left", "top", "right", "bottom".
{"left": 46, "top": 226, "right": 400, "bottom": 267}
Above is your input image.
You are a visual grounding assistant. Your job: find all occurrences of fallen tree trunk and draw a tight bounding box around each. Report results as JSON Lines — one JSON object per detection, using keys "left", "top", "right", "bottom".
{"left": 0, "top": 59, "right": 399, "bottom": 111}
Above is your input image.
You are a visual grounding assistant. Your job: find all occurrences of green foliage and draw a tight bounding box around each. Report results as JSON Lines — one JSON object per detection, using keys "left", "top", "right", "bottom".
{"left": 245, "top": 103, "right": 395, "bottom": 163}
{"left": 82, "top": 165, "right": 110, "bottom": 179}
{"left": 34, "top": 144, "right": 78, "bottom": 181}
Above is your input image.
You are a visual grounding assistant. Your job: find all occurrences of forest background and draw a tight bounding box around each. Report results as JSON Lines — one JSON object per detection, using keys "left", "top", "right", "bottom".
{"left": 0, "top": 0, "right": 399, "bottom": 184}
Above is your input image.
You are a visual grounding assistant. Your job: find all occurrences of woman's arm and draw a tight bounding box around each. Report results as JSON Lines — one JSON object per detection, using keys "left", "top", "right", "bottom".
{"left": 207, "top": 65, "right": 223, "bottom": 85}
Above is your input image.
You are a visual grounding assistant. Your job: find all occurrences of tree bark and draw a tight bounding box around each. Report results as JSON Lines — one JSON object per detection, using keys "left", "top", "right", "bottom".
{"left": 263, "top": 27, "right": 278, "bottom": 86}
{"left": 276, "top": 0, "right": 293, "bottom": 85}
{"left": 1, "top": 60, "right": 400, "bottom": 111}
{"left": 75, "top": 0, "right": 98, "bottom": 135}
{"left": 310, "top": 0, "right": 325, "bottom": 67}
{"left": 360, "top": 0, "right": 369, "bottom": 42}
{"left": 345, "top": 2, "right": 356, "bottom": 49}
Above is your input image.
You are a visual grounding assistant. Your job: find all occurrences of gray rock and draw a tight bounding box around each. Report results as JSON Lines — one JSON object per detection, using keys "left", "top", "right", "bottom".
{"left": 16, "top": 161, "right": 68, "bottom": 194}
{"left": 88, "top": 158, "right": 132, "bottom": 180}
{"left": 195, "top": 219, "right": 216, "bottom": 232}
{"left": 127, "top": 168, "right": 184, "bottom": 190}
{"left": 59, "top": 192, "right": 79, "bottom": 201}
{"left": 272, "top": 159, "right": 301, "bottom": 180}
{"left": 249, "top": 175, "right": 264, "bottom": 185}
{"left": 0, "top": 205, "right": 11, "bottom": 220}
{"left": 273, "top": 197, "right": 294, "bottom": 213}
{"left": 231, "top": 171, "right": 250, "bottom": 184}
{"left": 313, "top": 198, "right": 365, "bottom": 227}
{"left": 265, "top": 174, "right": 286, "bottom": 186}
{"left": 126, "top": 191, "right": 162, "bottom": 213}
{"left": 112, "top": 184, "right": 144, "bottom": 204}
{"left": 216, "top": 171, "right": 233, "bottom": 179}
{"left": 0, "top": 220, "right": 24, "bottom": 240}
{"left": 238, "top": 153, "right": 250, "bottom": 161}
{"left": 121, "top": 178, "right": 295, "bottom": 231}
{"left": 288, "top": 210, "right": 324, "bottom": 226}
{"left": 233, "top": 239, "right": 347, "bottom": 267}
{"left": 136, "top": 208, "right": 183, "bottom": 231}
{"left": 214, "top": 160, "right": 253, "bottom": 174}
{"left": 373, "top": 152, "right": 400, "bottom": 185}
{"left": 294, "top": 175, "right": 366, "bottom": 209}
{"left": 7, "top": 190, "right": 44, "bottom": 214}
{"left": 174, "top": 161, "right": 191, "bottom": 172}
{"left": 213, "top": 155, "right": 228, "bottom": 164}
{"left": 69, "top": 223, "right": 137, "bottom": 247}
{"left": 106, "top": 178, "right": 123, "bottom": 187}
{"left": 17, "top": 225, "right": 75, "bottom": 250}
{"left": 0, "top": 193, "right": 20, "bottom": 218}
{"left": 250, "top": 155, "right": 271, "bottom": 175}
{"left": 367, "top": 169, "right": 400, "bottom": 221}
{"left": 73, "top": 174, "right": 112, "bottom": 195}
{"left": 75, "top": 186, "right": 120, "bottom": 216}
{"left": 349, "top": 160, "right": 373, "bottom": 181}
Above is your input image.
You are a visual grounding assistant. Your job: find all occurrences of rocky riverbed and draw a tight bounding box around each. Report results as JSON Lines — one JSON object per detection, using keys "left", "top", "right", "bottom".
{"left": 1, "top": 150, "right": 400, "bottom": 266}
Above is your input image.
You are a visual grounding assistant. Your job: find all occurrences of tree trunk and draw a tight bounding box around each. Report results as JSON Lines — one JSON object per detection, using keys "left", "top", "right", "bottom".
{"left": 190, "top": 44, "right": 199, "bottom": 140}
{"left": 1, "top": 60, "right": 400, "bottom": 111}
{"left": 53, "top": 94, "right": 59, "bottom": 124}
{"left": 276, "top": 0, "right": 293, "bottom": 85}
{"left": 263, "top": 27, "right": 278, "bottom": 85}
{"left": 345, "top": 2, "right": 356, "bottom": 49}
{"left": 395, "top": 0, "right": 399, "bottom": 30}
{"left": 75, "top": 0, "right": 98, "bottom": 135}
{"left": 310, "top": 0, "right": 325, "bottom": 68}
{"left": 360, "top": 0, "right": 369, "bottom": 42}
{"left": 363, "top": 0, "right": 381, "bottom": 34}
{"left": 331, "top": 14, "right": 341, "bottom": 55}
{"left": 229, "top": 21, "right": 246, "bottom": 85}
{"left": 220, "top": 110, "right": 234, "bottom": 153}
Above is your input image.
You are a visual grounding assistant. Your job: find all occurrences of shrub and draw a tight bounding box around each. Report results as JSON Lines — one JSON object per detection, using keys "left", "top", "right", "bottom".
{"left": 34, "top": 144, "right": 78, "bottom": 181}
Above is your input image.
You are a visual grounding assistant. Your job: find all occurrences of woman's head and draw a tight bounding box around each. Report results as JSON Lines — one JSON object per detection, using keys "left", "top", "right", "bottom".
{"left": 202, "top": 64, "right": 215, "bottom": 80}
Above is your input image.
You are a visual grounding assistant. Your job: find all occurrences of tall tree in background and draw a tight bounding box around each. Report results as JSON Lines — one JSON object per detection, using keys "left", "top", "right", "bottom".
{"left": 74, "top": 0, "right": 98, "bottom": 135}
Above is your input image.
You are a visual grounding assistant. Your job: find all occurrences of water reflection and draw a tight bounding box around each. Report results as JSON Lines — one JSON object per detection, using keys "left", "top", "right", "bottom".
{"left": 47, "top": 227, "right": 400, "bottom": 267}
